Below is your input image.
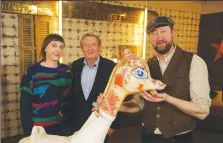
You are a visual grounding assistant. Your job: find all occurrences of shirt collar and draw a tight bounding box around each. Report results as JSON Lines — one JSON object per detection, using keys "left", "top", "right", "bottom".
{"left": 83, "top": 56, "right": 100, "bottom": 68}
{"left": 157, "top": 44, "right": 176, "bottom": 64}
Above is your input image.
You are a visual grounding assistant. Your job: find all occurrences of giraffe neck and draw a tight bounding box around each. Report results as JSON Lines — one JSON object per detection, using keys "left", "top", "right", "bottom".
{"left": 99, "top": 85, "right": 127, "bottom": 116}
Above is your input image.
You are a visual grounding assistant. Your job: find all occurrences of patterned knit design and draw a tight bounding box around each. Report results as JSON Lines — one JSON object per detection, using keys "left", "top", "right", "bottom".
{"left": 20, "top": 61, "right": 72, "bottom": 130}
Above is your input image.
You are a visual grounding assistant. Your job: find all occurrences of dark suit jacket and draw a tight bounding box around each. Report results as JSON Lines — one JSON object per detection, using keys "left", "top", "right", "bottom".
{"left": 71, "top": 56, "right": 120, "bottom": 132}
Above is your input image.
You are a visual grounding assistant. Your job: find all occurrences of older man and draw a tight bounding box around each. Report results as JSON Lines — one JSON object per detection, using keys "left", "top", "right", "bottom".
{"left": 70, "top": 33, "right": 119, "bottom": 143}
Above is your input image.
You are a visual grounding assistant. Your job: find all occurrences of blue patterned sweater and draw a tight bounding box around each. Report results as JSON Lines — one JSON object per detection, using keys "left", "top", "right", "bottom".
{"left": 20, "top": 61, "right": 72, "bottom": 135}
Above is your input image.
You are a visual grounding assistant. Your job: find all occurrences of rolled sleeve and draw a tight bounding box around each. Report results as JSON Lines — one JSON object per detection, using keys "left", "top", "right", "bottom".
{"left": 190, "top": 55, "right": 212, "bottom": 114}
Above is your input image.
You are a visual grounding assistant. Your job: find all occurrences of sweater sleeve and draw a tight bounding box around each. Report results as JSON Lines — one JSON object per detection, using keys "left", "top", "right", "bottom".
{"left": 20, "top": 71, "right": 33, "bottom": 136}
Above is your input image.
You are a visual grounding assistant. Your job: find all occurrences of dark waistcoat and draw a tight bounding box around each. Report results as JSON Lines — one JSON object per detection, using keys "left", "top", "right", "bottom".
{"left": 142, "top": 46, "right": 196, "bottom": 138}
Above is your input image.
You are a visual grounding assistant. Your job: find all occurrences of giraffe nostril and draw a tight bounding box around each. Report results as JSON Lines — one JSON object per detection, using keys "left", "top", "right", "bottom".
{"left": 137, "top": 84, "right": 144, "bottom": 91}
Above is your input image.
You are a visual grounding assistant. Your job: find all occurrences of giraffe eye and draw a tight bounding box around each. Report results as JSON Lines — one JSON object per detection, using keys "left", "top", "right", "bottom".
{"left": 132, "top": 68, "right": 147, "bottom": 79}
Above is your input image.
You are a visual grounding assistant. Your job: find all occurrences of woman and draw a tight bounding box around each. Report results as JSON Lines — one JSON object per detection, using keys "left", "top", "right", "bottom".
{"left": 20, "top": 34, "right": 73, "bottom": 136}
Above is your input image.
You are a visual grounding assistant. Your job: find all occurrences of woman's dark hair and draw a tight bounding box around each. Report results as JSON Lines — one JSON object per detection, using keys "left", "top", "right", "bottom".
{"left": 40, "top": 34, "right": 65, "bottom": 60}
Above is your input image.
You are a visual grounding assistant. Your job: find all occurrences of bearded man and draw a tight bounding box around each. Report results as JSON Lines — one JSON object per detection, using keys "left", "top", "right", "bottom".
{"left": 118, "top": 16, "right": 211, "bottom": 143}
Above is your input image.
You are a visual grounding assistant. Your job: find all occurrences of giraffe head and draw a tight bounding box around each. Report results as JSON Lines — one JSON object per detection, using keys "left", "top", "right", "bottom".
{"left": 106, "top": 55, "right": 166, "bottom": 95}
{"left": 112, "top": 57, "right": 156, "bottom": 94}
{"left": 100, "top": 55, "right": 166, "bottom": 116}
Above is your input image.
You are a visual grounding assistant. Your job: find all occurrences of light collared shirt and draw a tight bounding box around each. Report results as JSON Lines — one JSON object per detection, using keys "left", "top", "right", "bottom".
{"left": 157, "top": 45, "right": 177, "bottom": 75}
{"left": 139, "top": 45, "right": 211, "bottom": 134}
{"left": 81, "top": 56, "right": 100, "bottom": 100}
{"left": 156, "top": 45, "right": 211, "bottom": 114}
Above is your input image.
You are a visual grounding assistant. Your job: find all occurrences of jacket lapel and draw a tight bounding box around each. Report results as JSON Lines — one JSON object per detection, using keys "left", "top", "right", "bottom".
{"left": 149, "top": 57, "right": 163, "bottom": 80}
{"left": 162, "top": 46, "right": 183, "bottom": 78}
{"left": 76, "top": 58, "right": 86, "bottom": 102}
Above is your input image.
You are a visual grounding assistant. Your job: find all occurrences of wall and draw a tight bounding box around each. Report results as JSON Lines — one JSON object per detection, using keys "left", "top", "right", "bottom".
{"left": 62, "top": 19, "right": 144, "bottom": 64}
{"left": 62, "top": 1, "right": 202, "bottom": 63}
{"left": 1, "top": 13, "right": 22, "bottom": 138}
{"left": 121, "top": 1, "right": 201, "bottom": 12}
{"left": 201, "top": 1, "right": 223, "bottom": 14}
{"left": 96, "top": 1, "right": 202, "bottom": 60}
{"left": 52, "top": 17, "right": 59, "bottom": 34}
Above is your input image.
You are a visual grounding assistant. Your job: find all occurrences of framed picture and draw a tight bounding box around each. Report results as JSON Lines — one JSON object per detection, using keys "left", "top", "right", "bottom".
{"left": 118, "top": 45, "right": 139, "bottom": 59}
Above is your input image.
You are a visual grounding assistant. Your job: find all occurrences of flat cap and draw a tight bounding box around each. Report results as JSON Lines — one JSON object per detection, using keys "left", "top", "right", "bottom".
{"left": 146, "top": 16, "right": 175, "bottom": 33}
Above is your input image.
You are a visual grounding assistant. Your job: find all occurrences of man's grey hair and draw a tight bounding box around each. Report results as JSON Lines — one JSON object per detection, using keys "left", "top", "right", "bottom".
{"left": 80, "top": 33, "right": 101, "bottom": 48}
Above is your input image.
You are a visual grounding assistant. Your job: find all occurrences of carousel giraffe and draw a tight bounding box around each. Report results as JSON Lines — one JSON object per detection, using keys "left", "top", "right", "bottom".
{"left": 18, "top": 53, "right": 166, "bottom": 143}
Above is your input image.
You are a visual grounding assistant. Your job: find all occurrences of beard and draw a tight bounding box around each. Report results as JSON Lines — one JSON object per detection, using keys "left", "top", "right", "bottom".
{"left": 153, "top": 40, "right": 173, "bottom": 55}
